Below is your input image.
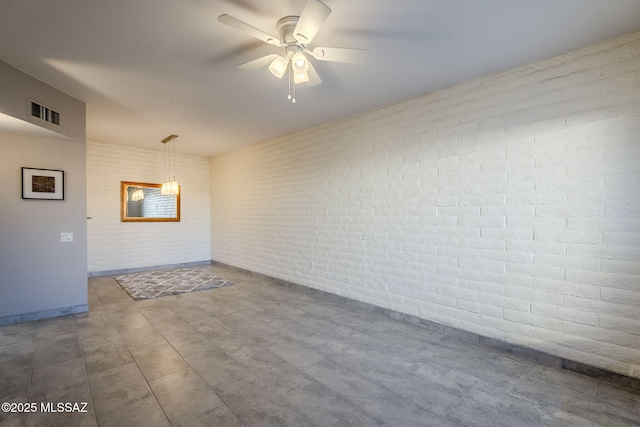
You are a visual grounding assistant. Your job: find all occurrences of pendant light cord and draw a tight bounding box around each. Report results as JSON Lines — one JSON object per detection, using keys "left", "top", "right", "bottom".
{"left": 163, "top": 140, "right": 167, "bottom": 183}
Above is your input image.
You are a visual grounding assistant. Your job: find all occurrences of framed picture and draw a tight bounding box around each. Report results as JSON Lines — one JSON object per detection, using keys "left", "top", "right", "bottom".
{"left": 22, "top": 167, "right": 65, "bottom": 200}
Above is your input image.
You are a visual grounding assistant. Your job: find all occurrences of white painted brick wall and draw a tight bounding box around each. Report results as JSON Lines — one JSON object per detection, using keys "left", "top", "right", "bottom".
{"left": 87, "top": 141, "right": 210, "bottom": 272}
{"left": 211, "top": 31, "right": 640, "bottom": 378}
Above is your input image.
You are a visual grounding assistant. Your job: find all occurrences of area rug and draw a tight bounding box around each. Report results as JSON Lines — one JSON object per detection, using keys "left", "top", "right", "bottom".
{"left": 114, "top": 268, "right": 234, "bottom": 300}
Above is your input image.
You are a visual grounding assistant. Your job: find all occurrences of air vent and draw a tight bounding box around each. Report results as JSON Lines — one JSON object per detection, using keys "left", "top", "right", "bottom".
{"left": 29, "top": 99, "right": 60, "bottom": 126}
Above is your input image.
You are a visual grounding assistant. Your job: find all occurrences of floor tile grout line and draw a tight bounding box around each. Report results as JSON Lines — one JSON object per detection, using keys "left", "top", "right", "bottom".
{"left": 18, "top": 323, "right": 38, "bottom": 427}
{"left": 120, "top": 297, "right": 185, "bottom": 427}
{"left": 196, "top": 332, "right": 308, "bottom": 425}
{"left": 300, "top": 356, "right": 409, "bottom": 426}
{"left": 125, "top": 281, "right": 247, "bottom": 427}
{"left": 73, "top": 313, "right": 101, "bottom": 427}
{"left": 176, "top": 339, "right": 267, "bottom": 427}
{"left": 175, "top": 265, "right": 319, "bottom": 425}
{"left": 92, "top": 280, "right": 173, "bottom": 427}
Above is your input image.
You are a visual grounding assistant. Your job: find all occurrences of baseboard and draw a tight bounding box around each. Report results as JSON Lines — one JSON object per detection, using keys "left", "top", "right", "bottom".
{"left": 0, "top": 304, "right": 89, "bottom": 326}
{"left": 88, "top": 260, "right": 212, "bottom": 277}
{"left": 211, "top": 260, "right": 640, "bottom": 392}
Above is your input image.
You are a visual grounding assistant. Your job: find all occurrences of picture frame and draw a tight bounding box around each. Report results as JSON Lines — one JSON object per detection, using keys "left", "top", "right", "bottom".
{"left": 22, "top": 167, "right": 65, "bottom": 200}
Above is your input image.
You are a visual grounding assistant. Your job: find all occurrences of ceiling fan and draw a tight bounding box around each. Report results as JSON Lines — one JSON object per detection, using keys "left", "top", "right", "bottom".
{"left": 218, "top": 0, "right": 368, "bottom": 102}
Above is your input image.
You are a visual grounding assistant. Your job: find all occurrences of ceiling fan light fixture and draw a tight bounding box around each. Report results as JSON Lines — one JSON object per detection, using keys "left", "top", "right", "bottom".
{"left": 294, "top": 71, "right": 310, "bottom": 84}
{"left": 219, "top": 0, "right": 366, "bottom": 101}
{"left": 291, "top": 51, "right": 309, "bottom": 74}
{"left": 268, "top": 55, "right": 289, "bottom": 79}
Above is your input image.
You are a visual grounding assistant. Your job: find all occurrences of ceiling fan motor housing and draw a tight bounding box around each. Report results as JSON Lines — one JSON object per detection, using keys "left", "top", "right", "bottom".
{"left": 277, "top": 16, "right": 301, "bottom": 45}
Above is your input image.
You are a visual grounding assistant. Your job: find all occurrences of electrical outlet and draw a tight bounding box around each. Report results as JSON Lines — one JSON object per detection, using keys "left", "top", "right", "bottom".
{"left": 60, "top": 232, "right": 73, "bottom": 243}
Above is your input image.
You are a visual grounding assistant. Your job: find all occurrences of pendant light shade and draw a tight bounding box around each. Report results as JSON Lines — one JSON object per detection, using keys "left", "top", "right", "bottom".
{"left": 131, "top": 188, "right": 144, "bottom": 202}
{"left": 169, "top": 180, "right": 179, "bottom": 195}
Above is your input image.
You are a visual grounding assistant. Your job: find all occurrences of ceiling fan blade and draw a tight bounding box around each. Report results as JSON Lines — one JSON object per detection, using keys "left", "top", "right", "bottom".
{"left": 293, "top": 0, "right": 331, "bottom": 45}
{"left": 306, "top": 61, "right": 322, "bottom": 87}
{"left": 238, "top": 54, "right": 280, "bottom": 70}
{"left": 312, "top": 47, "right": 368, "bottom": 64}
{"left": 218, "top": 14, "right": 282, "bottom": 46}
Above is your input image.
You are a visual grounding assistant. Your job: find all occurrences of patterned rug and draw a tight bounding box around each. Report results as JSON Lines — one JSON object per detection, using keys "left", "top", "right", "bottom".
{"left": 114, "top": 268, "right": 234, "bottom": 300}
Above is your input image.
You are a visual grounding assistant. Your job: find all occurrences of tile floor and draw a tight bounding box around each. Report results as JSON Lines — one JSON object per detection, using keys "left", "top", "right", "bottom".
{"left": 1, "top": 264, "right": 639, "bottom": 427}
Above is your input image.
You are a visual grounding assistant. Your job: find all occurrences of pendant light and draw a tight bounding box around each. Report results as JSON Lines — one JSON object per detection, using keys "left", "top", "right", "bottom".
{"left": 131, "top": 188, "right": 144, "bottom": 201}
{"left": 161, "top": 134, "right": 179, "bottom": 195}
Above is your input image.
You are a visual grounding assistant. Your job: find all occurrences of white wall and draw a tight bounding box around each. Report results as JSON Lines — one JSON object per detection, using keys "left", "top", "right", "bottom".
{"left": 87, "top": 141, "right": 211, "bottom": 273}
{"left": 0, "top": 61, "right": 87, "bottom": 324}
{"left": 211, "top": 31, "right": 640, "bottom": 378}
{"left": 0, "top": 133, "right": 88, "bottom": 322}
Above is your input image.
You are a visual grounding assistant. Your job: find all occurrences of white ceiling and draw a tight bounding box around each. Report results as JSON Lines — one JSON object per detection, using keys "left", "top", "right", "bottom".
{"left": 2, "top": 0, "right": 640, "bottom": 157}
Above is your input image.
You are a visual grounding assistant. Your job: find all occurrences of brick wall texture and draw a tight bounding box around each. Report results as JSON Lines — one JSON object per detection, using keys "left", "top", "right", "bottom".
{"left": 210, "top": 31, "right": 640, "bottom": 378}
{"left": 87, "top": 141, "right": 211, "bottom": 272}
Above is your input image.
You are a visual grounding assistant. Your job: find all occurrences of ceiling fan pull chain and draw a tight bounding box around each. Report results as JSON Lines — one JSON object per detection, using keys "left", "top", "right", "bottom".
{"left": 287, "top": 63, "right": 292, "bottom": 101}
{"left": 292, "top": 77, "right": 296, "bottom": 104}
{"left": 288, "top": 63, "right": 296, "bottom": 103}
